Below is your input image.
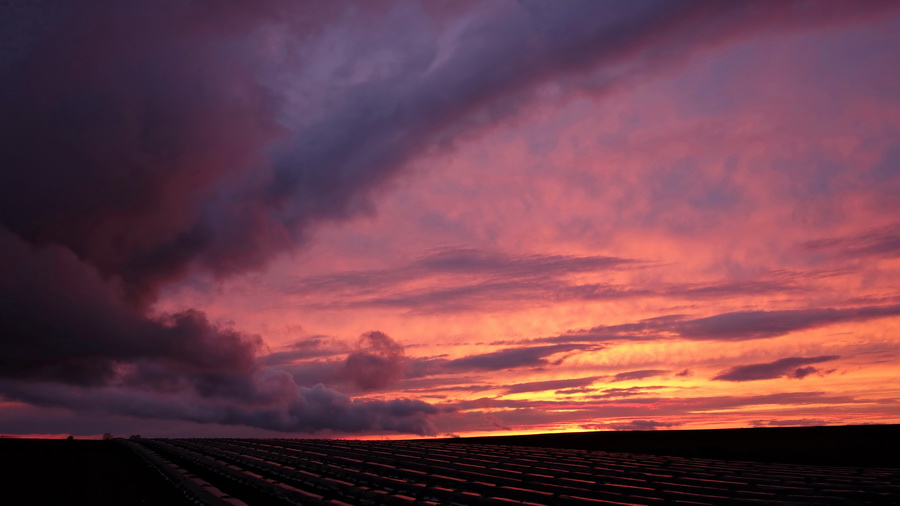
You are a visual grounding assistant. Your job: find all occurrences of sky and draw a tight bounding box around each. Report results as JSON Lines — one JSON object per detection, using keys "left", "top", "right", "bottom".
{"left": 1, "top": 0, "right": 899, "bottom": 439}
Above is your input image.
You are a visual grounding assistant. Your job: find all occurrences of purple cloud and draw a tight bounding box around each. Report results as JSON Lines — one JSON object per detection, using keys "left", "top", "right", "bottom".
{"left": 803, "top": 222, "right": 900, "bottom": 259}
{"left": 447, "top": 344, "right": 593, "bottom": 371}
{"left": 1, "top": 379, "right": 437, "bottom": 436}
{"left": 273, "top": 251, "right": 820, "bottom": 315}
{"left": 589, "top": 386, "right": 666, "bottom": 399}
{"left": 542, "top": 304, "right": 900, "bottom": 343}
{"left": 275, "top": 248, "right": 641, "bottom": 313}
{"left": 556, "top": 387, "right": 596, "bottom": 395}
{"left": 676, "top": 307, "right": 900, "bottom": 340}
{"left": 750, "top": 418, "right": 828, "bottom": 428}
{"left": 260, "top": 338, "right": 348, "bottom": 366}
{"left": 712, "top": 356, "right": 841, "bottom": 382}
{"left": 610, "top": 369, "right": 669, "bottom": 382}
{"left": 344, "top": 331, "right": 408, "bottom": 391}
{"left": 442, "top": 391, "right": 865, "bottom": 432}
{"left": 503, "top": 376, "right": 601, "bottom": 395}
{"left": 608, "top": 420, "right": 683, "bottom": 431}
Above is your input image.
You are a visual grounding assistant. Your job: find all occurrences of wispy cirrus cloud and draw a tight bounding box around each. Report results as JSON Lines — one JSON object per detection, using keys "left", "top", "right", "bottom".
{"left": 588, "top": 386, "right": 667, "bottom": 400}
{"left": 446, "top": 344, "right": 597, "bottom": 372}
{"left": 610, "top": 369, "right": 669, "bottom": 382}
{"left": 503, "top": 376, "right": 602, "bottom": 395}
{"left": 260, "top": 338, "right": 349, "bottom": 366}
{"left": 675, "top": 308, "right": 900, "bottom": 340}
{"left": 448, "top": 391, "right": 868, "bottom": 423}
{"left": 803, "top": 223, "right": 900, "bottom": 259}
{"left": 712, "top": 356, "right": 841, "bottom": 382}
{"left": 273, "top": 248, "right": 642, "bottom": 313}
{"left": 750, "top": 418, "right": 829, "bottom": 428}
{"left": 541, "top": 304, "right": 900, "bottom": 344}
{"left": 583, "top": 419, "right": 683, "bottom": 431}
{"left": 271, "top": 249, "right": 818, "bottom": 313}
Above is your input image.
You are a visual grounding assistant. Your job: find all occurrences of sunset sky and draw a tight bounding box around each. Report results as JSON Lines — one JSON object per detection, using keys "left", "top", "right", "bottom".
{"left": 2, "top": 0, "right": 899, "bottom": 438}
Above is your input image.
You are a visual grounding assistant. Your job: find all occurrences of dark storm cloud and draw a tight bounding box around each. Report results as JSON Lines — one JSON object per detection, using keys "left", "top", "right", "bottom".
{"left": 0, "top": 229, "right": 260, "bottom": 385}
{"left": 2, "top": 0, "right": 898, "bottom": 434}
{"left": 1, "top": 378, "right": 437, "bottom": 435}
{"left": 712, "top": 355, "right": 841, "bottom": 382}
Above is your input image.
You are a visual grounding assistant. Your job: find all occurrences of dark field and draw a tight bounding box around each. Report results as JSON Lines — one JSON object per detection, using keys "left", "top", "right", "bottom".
{"left": 439, "top": 424, "right": 900, "bottom": 468}
{"left": 1, "top": 424, "right": 898, "bottom": 505}
{"left": 0, "top": 438, "right": 196, "bottom": 505}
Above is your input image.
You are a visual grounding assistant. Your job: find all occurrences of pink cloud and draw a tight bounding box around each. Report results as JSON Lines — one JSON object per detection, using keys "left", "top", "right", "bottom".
{"left": 3, "top": 1, "right": 900, "bottom": 437}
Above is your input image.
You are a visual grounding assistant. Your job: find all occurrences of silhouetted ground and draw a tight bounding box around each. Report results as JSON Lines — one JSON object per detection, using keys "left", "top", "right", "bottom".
{"left": 1, "top": 425, "right": 897, "bottom": 505}
{"left": 0, "top": 438, "right": 194, "bottom": 505}
{"left": 439, "top": 424, "right": 900, "bottom": 468}
{"left": 129, "top": 436, "right": 900, "bottom": 504}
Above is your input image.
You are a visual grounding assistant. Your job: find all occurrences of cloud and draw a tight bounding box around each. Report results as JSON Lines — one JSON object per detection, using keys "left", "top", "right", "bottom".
{"left": 260, "top": 338, "right": 348, "bottom": 366}
{"left": 610, "top": 369, "right": 669, "bottom": 382}
{"left": 447, "top": 344, "right": 594, "bottom": 371}
{"left": 0, "top": 227, "right": 434, "bottom": 434}
{"left": 2, "top": 0, "right": 899, "bottom": 435}
{"left": 803, "top": 223, "right": 900, "bottom": 259}
{"left": 588, "top": 386, "right": 666, "bottom": 399}
{"left": 503, "top": 376, "right": 601, "bottom": 395}
{"left": 556, "top": 387, "right": 595, "bottom": 395}
{"left": 1, "top": 378, "right": 437, "bottom": 436}
{"left": 675, "top": 308, "right": 900, "bottom": 340}
{"left": 605, "top": 420, "right": 683, "bottom": 431}
{"left": 0, "top": 229, "right": 260, "bottom": 386}
{"left": 344, "top": 331, "right": 407, "bottom": 391}
{"left": 445, "top": 390, "right": 865, "bottom": 431}
{"left": 274, "top": 248, "right": 641, "bottom": 313}
{"left": 712, "top": 356, "right": 841, "bottom": 382}
{"left": 542, "top": 304, "right": 900, "bottom": 343}
{"left": 750, "top": 418, "right": 828, "bottom": 428}
{"left": 663, "top": 278, "right": 803, "bottom": 299}
{"left": 272, "top": 251, "right": 818, "bottom": 314}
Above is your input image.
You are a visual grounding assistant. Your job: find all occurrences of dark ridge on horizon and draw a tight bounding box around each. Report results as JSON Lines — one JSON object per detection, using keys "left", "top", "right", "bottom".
{"left": 434, "top": 424, "right": 900, "bottom": 468}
